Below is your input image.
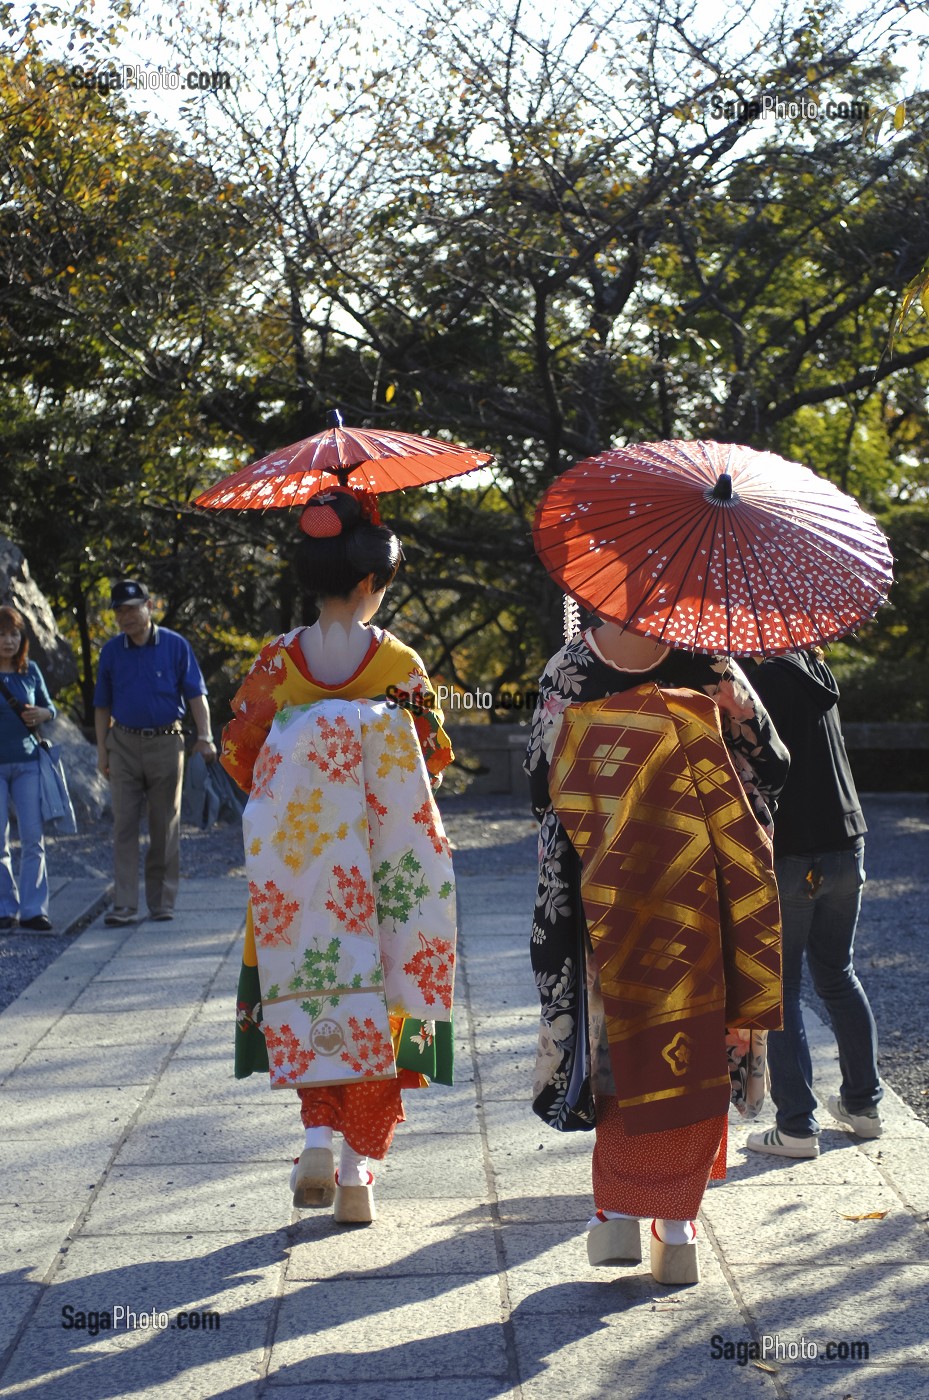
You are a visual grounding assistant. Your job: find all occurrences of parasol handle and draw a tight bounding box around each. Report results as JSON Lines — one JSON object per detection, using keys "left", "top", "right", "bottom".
{"left": 708, "top": 472, "right": 734, "bottom": 502}
{"left": 326, "top": 410, "right": 349, "bottom": 485}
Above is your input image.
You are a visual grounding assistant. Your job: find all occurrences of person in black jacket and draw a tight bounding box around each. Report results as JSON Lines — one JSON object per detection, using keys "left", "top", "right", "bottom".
{"left": 745, "top": 648, "right": 883, "bottom": 1158}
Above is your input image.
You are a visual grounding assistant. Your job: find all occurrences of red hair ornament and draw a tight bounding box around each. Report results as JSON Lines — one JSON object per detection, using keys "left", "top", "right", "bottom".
{"left": 300, "top": 502, "right": 342, "bottom": 537}
{"left": 299, "top": 487, "right": 383, "bottom": 537}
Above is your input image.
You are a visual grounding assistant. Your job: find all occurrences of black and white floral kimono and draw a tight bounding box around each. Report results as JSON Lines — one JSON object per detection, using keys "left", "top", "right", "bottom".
{"left": 524, "top": 630, "right": 790, "bottom": 1132}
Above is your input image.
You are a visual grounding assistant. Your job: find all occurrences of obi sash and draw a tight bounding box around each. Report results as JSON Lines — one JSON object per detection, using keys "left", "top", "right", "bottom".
{"left": 549, "top": 685, "right": 781, "bottom": 1134}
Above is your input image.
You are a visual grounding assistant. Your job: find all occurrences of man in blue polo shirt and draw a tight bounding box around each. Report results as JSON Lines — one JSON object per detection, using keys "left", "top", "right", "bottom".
{"left": 94, "top": 579, "right": 216, "bottom": 926}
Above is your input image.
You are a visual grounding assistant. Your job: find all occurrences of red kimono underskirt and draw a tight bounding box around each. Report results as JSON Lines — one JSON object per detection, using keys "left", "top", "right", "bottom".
{"left": 297, "top": 1073, "right": 421, "bottom": 1159}
{"left": 592, "top": 1093, "right": 728, "bottom": 1218}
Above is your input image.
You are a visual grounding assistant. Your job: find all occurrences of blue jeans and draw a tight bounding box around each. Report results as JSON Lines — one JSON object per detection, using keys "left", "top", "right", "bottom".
{"left": 767, "top": 840, "right": 881, "bottom": 1137}
{"left": 0, "top": 760, "right": 49, "bottom": 921}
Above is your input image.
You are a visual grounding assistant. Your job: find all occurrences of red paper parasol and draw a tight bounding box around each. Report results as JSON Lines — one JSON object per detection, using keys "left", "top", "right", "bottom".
{"left": 196, "top": 411, "right": 492, "bottom": 509}
{"left": 533, "top": 439, "right": 893, "bottom": 655}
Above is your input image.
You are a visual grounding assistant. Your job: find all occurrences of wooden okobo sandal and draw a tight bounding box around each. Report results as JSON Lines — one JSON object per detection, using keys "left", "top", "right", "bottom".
{"left": 333, "top": 1169, "right": 375, "bottom": 1225}
{"left": 586, "top": 1211, "right": 642, "bottom": 1266}
{"left": 290, "top": 1148, "right": 336, "bottom": 1208}
{"left": 649, "top": 1220, "right": 700, "bottom": 1285}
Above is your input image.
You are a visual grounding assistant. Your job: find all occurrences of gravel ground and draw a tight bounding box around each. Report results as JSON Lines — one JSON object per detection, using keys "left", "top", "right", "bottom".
{"left": 2, "top": 793, "right": 926, "bottom": 1126}
{"left": 37, "top": 819, "right": 249, "bottom": 883}
{"left": 808, "top": 793, "right": 929, "bottom": 1128}
{"left": 0, "top": 930, "right": 76, "bottom": 1012}
{"left": 445, "top": 794, "right": 929, "bottom": 1127}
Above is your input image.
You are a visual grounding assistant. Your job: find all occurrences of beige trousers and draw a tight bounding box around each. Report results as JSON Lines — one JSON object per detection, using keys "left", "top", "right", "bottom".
{"left": 106, "top": 727, "right": 184, "bottom": 914}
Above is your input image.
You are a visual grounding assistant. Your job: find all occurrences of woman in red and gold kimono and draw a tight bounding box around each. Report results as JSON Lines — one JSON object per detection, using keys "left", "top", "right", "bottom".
{"left": 525, "top": 618, "right": 788, "bottom": 1283}
{"left": 222, "top": 488, "right": 453, "bottom": 1225}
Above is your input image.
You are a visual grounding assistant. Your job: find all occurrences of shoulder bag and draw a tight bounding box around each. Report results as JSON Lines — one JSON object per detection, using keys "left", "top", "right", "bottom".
{"left": 0, "top": 676, "right": 78, "bottom": 834}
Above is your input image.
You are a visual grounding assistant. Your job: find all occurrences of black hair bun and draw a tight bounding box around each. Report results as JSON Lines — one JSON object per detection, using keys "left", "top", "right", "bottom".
{"left": 295, "top": 489, "right": 401, "bottom": 599}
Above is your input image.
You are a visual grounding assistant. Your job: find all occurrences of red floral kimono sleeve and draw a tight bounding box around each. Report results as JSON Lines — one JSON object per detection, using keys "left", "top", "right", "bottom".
{"left": 404, "top": 655, "right": 453, "bottom": 789}
{"left": 220, "top": 640, "right": 286, "bottom": 794}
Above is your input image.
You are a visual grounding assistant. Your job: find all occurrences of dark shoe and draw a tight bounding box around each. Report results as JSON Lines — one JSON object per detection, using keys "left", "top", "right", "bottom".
{"left": 149, "top": 910, "right": 174, "bottom": 922}
{"left": 0, "top": 916, "right": 17, "bottom": 930}
{"left": 20, "top": 915, "right": 52, "bottom": 931}
{"left": 104, "top": 907, "right": 137, "bottom": 926}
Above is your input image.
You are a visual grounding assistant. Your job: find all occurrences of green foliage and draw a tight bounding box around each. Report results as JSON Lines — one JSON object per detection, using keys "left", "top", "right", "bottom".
{"left": 0, "top": 51, "right": 285, "bottom": 720}
{"left": 830, "top": 500, "right": 929, "bottom": 721}
{"left": 2, "top": 1, "right": 929, "bottom": 725}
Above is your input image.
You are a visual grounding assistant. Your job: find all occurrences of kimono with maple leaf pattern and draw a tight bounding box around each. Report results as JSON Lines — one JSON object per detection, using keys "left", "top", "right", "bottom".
{"left": 221, "top": 627, "right": 454, "bottom": 1085}
{"left": 242, "top": 698, "right": 456, "bottom": 1090}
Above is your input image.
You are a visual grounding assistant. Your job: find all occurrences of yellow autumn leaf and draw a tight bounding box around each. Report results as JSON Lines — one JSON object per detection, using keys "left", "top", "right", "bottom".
{"left": 840, "top": 1210, "right": 888, "bottom": 1221}
{"left": 806, "top": 66, "right": 817, "bottom": 82}
{"left": 920, "top": 286, "right": 929, "bottom": 319}
{"left": 894, "top": 101, "right": 905, "bottom": 130}
{"left": 868, "top": 111, "right": 885, "bottom": 146}
{"left": 385, "top": 383, "right": 396, "bottom": 403}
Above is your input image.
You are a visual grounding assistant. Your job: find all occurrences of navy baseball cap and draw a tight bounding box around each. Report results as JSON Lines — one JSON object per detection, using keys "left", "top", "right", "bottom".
{"left": 110, "top": 579, "right": 150, "bottom": 608}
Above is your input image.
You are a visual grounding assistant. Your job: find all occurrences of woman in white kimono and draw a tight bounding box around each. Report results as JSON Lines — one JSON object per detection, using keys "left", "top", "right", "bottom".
{"left": 222, "top": 488, "right": 455, "bottom": 1224}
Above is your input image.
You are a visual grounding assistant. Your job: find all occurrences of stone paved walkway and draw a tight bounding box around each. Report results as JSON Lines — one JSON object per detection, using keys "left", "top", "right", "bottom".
{"left": 1, "top": 854, "right": 927, "bottom": 1397}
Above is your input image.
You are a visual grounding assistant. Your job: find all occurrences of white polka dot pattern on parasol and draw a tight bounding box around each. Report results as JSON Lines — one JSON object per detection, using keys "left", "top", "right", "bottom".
{"left": 533, "top": 440, "right": 893, "bottom": 655}
{"left": 195, "top": 417, "right": 491, "bottom": 509}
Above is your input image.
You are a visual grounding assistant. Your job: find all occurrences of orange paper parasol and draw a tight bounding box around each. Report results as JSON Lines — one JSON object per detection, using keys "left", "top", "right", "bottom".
{"left": 533, "top": 439, "right": 893, "bottom": 655}
{"left": 196, "top": 411, "right": 492, "bottom": 509}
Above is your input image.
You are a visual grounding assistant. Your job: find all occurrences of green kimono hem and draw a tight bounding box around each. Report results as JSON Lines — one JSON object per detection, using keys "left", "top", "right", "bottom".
{"left": 236, "top": 954, "right": 453, "bottom": 1086}
{"left": 396, "top": 1016, "right": 454, "bottom": 1086}
{"left": 235, "top": 961, "right": 269, "bottom": 1078}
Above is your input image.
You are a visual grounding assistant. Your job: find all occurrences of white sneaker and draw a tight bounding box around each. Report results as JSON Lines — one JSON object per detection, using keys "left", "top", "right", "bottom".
{"left": 827, "top": 1095, "right": 883, "bottom": 1139}
{"left": 745, "top": 1127, "right": 820, "bottom": 1158}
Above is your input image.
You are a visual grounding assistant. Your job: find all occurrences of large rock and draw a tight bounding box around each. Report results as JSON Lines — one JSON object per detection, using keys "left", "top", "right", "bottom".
{"left": 45, "top": 714, "right": 112, "bottom": 827}
{"left": 0, "top": 535, "right": 78, "bottom": 693}
{"left": 1, "top": 534, "right": 105, "bottom": 828}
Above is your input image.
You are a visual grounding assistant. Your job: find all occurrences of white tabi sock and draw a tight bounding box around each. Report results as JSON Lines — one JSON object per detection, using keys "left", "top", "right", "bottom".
{"left": 338, "top": 1140, "right": 373, "bottom": 1187}
{"left": 303, "top": 1126, "right": 333, "bottom": 1152}
{"left": 653, "top": 1218, "right": 697, "bottom": 1245}
{"left": 586, "top": 1209, "right": 642, "bottom": 1231}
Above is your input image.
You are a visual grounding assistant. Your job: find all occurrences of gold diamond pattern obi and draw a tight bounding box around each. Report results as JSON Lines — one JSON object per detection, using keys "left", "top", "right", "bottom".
{"left": 549, "top": 684, "right": 782, "bottom": 1134}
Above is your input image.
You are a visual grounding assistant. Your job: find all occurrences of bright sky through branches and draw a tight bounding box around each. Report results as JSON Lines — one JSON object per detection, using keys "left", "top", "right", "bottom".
{"left": 11, "top": 0, "right": 928, "bottom": 136}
